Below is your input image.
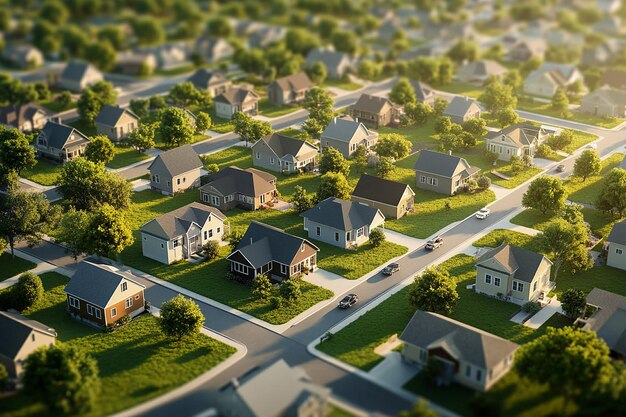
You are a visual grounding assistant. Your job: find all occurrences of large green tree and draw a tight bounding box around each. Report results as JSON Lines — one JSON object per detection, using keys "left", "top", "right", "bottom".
{"left": 160, "top": 294, "right": 205, "bottom": 341}
{"left": 317, "top": 172, "right": 351, "bottom": 200}
{"left": 319, "top": 146, "right": 350, "bottom": 177}
{"left": 539, "top": 218, "right": 592, "bottom": 280}
{"left": 127, "top": 122, "right": 157, "bottom": 152}
{"left": 303, "top": 87, "right": 334, "bottom": 128}
{"left": 408, "top": 267, "right": 459, "bottom": 315}
{"left": 522, "top": 176, "right": 567, "bottom": 215}
{"left": 478, "top": 79, "right": 517, "bottom": 113}
{"left": 84, "top": 135, "right": 115, "bottom": 165}
{"left": 0, "top": 128, "right": 36, "bottom": 174}
{"left": 596, "top": 168, "right": 626, "bottom": 217}
{"left": 77, "top": 81, "right": 117, "bottom": 125}
{"left": 84, "top": 204, "right": 134, "bottom": 257}
{"left": 374, "top": 134, "right": 412, "bottom": 160}
{"left": 232, "top": 112, "right": 272, "bottom": 147}
{"left": 159, "top": 107, "right": 195, "bottom": 147}
{"left": 389, "top": 78, "right": 417, "bottom": 106}
{"left": 167, "top": 82, "right": 212, "bottom": 109}
{"left": 560, "top": 288, "right": 586, "bottom": 319}
{"left": 56, "top": 208, "right": 90, "bottom": 261}
{"left": 573, "top": 149, "right": 601, "bottom": 182}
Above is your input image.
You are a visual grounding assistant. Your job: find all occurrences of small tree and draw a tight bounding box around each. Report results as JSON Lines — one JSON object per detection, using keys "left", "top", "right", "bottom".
{"left": 280, "top": 279, "right": 302, "bottom": 303}
{"left": 127, "top": 122, "right": 157, "bottom": 152}
{"left": 319, "top": 146, "right": 350, "bottom": 177}
{"left": 84, "top": 204, "right": 134, "bottom": 257}
{"left": 227, "top": 230, "right": 244, "bottom": 250}
{"left": 291, "top": 185, "right": 314, "bottom": 213}
{"left": 494, "top": 107, "right": 520, "bottom": 128}
{"left": 547, "top": 130, "right": 573, "bottom": 151}
{"left": 433, "top": 97, "right": 448, "bottom": 117}
{"left": 560, "top": 288, "right": 587, "bottom": 319}
{"left": 56, "top": 208, "right": 90, "bottom": 261}
{"left": 596, "top": 168, "right": 626, "bottom": 218}
{"left": 434, "top": 116, "right": 452, "bottom": 135}
{"left": 159, "top": 107, "right": 195, "bottom": 148}
{"left": 403, "top": 101, "right": 432, "bottom": 127}
{"left": 373, "top": 134, "right": 412, "bottom": 160}
{"left": 252, "top": 273, "right": 272, "bottom": 300}
{"left": 369, "top": 229, "right": 385, "bottom": 248}
{"left": 408, "top": 267, "right": 459, "bottom": 315}
{"left": 522, "top": 176, "right": 566, "bottom": 215}
{"left": 352, "top": 144, "right": 368, "bottom": 171}
{"left": 510, "top": 155, "right": 525, "bottom": 174}
{"left": 376, "top": 156, "right": 395, "bottom": 178}
{"left": 159, "top": 294, "right": 204, "bottom": 341}
{"left": 202, "top": 240, "right": 220, "bottom": 262}
{"left": 551, "top": 87, "right": 570, "bottom": 119}
{"left": 13, "top": 272, "right": 44, "bottom": 311}
{"left": 195, "top": 111, "right": 211, "bottom": 134}
{"left": 389, "top": 78, "right": 416, "bottom": 105}
{"left": 477, "top": 175, "right": 491, "bottom": 191}
{"left": 462, "top": 118, "right": 487, "bottom": 138}
{"left": 573, "top": 149, "right": 601, "bottom": 182}
{"left": 303, "top": 87, "right": 334, "bottom": 127}
{"left": 307, "top": 61, "right": 327, "bottom": 84}
{"left": 318, "top": 172, "right": 351, "bottom": 200}
{"left": 478, "top": 79, "right": 517, "bottom": 113}
{"left": 84, "top": 135, "right": 115, "bottom": 165}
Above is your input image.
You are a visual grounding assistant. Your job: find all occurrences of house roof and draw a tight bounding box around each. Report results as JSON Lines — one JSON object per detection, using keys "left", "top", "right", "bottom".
{"left": 412, "top": 149, "right": 478, "bottom": 178}
{"left": 475, "top": 243, "right": 551, "bottom": 283}
{"left": 94, "top": 104, "right": 139, "bottom": 127}
{"left": 458, "top": 60, "right": 507, "bottom": 78}
{"left": 0, "top": 102, "right": 52, "bottom": 128}
{"left": 599, "top": 69, "right": 626, "bottom": 89}
{"left": 306, "top": 47, "right": 351, "bottom": 70}
{"left": 0, "top": 311, "right": 56, "bottom": 360}
{"left": 352, "top": 174, "right": 413, "bottom": 207}
{"left": 585, "top": 288, "right": 626, "bottom": 356}
{"left": 64, "top": 261, "right": 145, "bottom": 309}
{"left": 271, "top": 73, "right": 314, "bottom": 92}
{"left": 254, "top": 133, "right": 318, "bottom": 160}
{"left": 608, "top": 219, "right": 626, "bottom": 246}
{"left": 200, "top": 166, "right": 276, "bottom": 198}
{"left": 350, "top": 94, "right": 393, "bottom": 115}
{"left": 321, "top": 115, "right": 374, "bottom": 144}
{"left": 141, "top": 202, "right": 226, "bottom": 240}
{"left": 227, "top": 222, "right": 318, "bottom": 268}
{"left": 443, "top": 96, "right": 480, "bottom": 118}
{"left": 409, "top": 80, "right": 435, "bottom": 102}
{"left": 187, "top": 69, "right": 228, "bottom": 89}
{"left": 214, "top": 86, "right": 260, "bottom": 105}
{"left": 301, "top": 197, "right": 384, "bottom": 231}
{"left": 61, "top": 60, "right": 99, "bottom": 82}
{"left": 400, "top": 310, "right": 519, "bottom": 369}
{"left": 494, "top": 123, "right": 547, "bottom": 147}
{"left": 148, "top": 144, "right": 203, "bottom": 178}
{"left": 40, "top": 121, "right": 90, "bottom": 150}
{"left": 582, "top": 87, "right": 626, "bottom": 108}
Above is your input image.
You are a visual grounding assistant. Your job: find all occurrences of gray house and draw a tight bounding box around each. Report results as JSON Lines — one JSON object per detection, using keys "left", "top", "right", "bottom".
{"left": 194, "top": 37, "right": 234, "bottom": 63}
{"left": 455, "top": 60, "right": 507, "bottom": 85}
{"left": 442, "top": 96, "right": 481, "bottom": 124}
{"left": 579, "top": 87, "right": 626, "bottom": 118}
{"left": 95, "top": 105, "right": 140, "bottom": 142}
{"left": 606, "top": 220, "right": 626, "bottom": 271}
{"left": 200, "top": 166, "right": 277, "bottom": 211}
{"left": 410, "top": 80, "right": 436, "bottom": 106}
{"left": 351, "top": 174, "right": 415, "bottom": 219}
{"left": 148, "top": 145, "right": 203, "bottom": 195}
{"left": 486, "top": 123, "right": 549, "bottom": 161}
{"left": 320, "top": 115, "right": 379, "bottom": 158}
{"left": 141, "top": 202, "right": 226, "bottom": 264}
{"left": 301, "top": 197, "right": 385, "bottom": 249}
{"left": 578, "top": 288, "right": 626, "bottom": 360}
{"left": 2, "top": 45, "right": 44, "bottom": 69}
{"left": 305, "top": 48, "right": 353, "bottom": 79}
{"left": 251, "top": 133, "right": 318, "bottom": 174}
{"left": 187, "top": 69, "right": 232, "bottom": 97}
{"left": 59, "top": 60, "right": 104, "bottom": 92}
{"left": 412, "top": 150, "right": 480, "bottom": 195}
{"left": 267, "top": 73, "right": 314, "bottom": 106}
{"left": 0, "top": 102, "right": 52, "bottom": 132}
{"left": 35, "top": 121, "right": 90, "bottom": 164}
{"left": 0, "top": 311, "right": 56, "bottom": 379}
{"left": 400, "top": 310, "right": 519, "bottom": 392}
{"left": 214, "top": 86, "right": 260, "bottom": 120}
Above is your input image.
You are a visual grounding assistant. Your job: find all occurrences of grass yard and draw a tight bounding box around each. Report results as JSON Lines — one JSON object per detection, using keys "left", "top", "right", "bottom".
{"left": 488, "top": 166, "right": 543, "bottom": 188}
{"left": 517, "top": 99, "right": 624, "bottom": 129}
{"left": 510, "top": 208, "right": 618, "bottom": 238}
{"left": 258, "top": 98, "right": 301, "bottom": 118}
{"left": 201, "top": 146, "right": 252, "bottom": 171}
{"left": 41, "top": 99, "right": 75, "bottom": 113}
{"left": 20, "top": 159, "right": 62, "bottom": 186}
{"left": 378, "top": 121, "right": 437, "bottom": 148}
{"left": 277, "top": 127, "right": 309, "bottom": 140}
{"left": 68, "top": 119, "right": 97, "bottom": 137}
{"left": 154, "top": 134, "right": 210, "bottom": 150}
{"left": 0, "top": 272, "right": 236, "bottom": 417}
{"left": 107, "top": 146, "right": 151, "bottom": 169}
{"left": 440, "top": 82, "right": 484, "bottom": 99}
{"left": 554, "top": 265, "right": 626, "bottom": 298}
{"left": 328, "top": 406, "right": 360, "bottom": 417}
{"left": 563, "top": 153, "right": 624, "bottom": 205}
{"left": 473, "top": 229, "right": 543, "bottom": 253}
{"left": 0, "top": 253, "right": 37, "bottom": 281}
{"left": 206, "top": 107, "right": 235, "bottom": 133}
{"left": 323, "top": 78, "right": 363, "bottom": 91}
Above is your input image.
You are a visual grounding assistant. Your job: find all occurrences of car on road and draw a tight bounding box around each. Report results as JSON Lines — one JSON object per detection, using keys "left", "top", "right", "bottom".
{"left": 556, "top": 164, "right": 565, "bottom": 172}
{"left": 382, "top": 263, "right": 400, "bottom": 276}
{"left": 586, "top": 143, "right": 597, "bottom": 150}
{"left": 425, "top": 236, "right": 443, "bottom": 250}
{"left": 475, "top": 208, "right": 490, "bottom": 219}
{"left": 338, "top": 294, "right": 358, "bottom": 309}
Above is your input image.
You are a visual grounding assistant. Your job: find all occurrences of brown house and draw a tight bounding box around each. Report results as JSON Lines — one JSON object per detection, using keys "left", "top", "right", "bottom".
{"left": 64, "top": 261, "right": 146, "bottom": 328}
{"left": 200, "top": 166, "right": 277, "bottom": 211}
{"left": 347, "top": 94, "right": 401, "bottom": 128}
{"left": 351, "top": 174, "right": 415, "bottom": 219}
{"left": 0, "top": 102, "right": 52, "bottom": 132}
{"left": 267, "top": 73, "right": 314, "bottom": 106}
{"left": 95, "top": 104, "right": 140, "bottom": 141}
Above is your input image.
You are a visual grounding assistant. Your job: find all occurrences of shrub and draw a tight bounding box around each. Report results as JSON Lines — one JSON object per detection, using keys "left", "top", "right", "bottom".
{"left": 159, "top": 294, "right": 204, "bottom": 341}
{"left": 535, "top": 144, "right": 553, "bottom": 158}
{"left": 252, "top": 273, "right": 272, "bottom": 300}
{"left": 464, "top": 178, "right": 478, "bottom": 193}
{"left": 369, "top": 228, "right": 386, "bottom": 248}
{"left": 271, "top": 296, "right": 283, "bottom": 310}
{"left": 13, "top": 273, "right": 44, "bottom": 311}
{"left": 280, "top": 279, "right": 302, "bottom": 303}
{"left": 522, "top": 301, "right": 541, "bottom": 314}
{"left": 202, "top": 240, "right": 220, "bottom": 262}
{"left": 477, "top": 175, "right": 491, "bottom": 191}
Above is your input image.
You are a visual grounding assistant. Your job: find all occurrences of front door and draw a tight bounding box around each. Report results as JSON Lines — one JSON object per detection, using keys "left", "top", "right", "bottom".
{"left": 188, "top": 235, "right": 198, "bottom": 254}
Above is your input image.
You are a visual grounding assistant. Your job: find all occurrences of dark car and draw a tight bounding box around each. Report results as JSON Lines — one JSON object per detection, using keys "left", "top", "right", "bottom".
{"left": 556, "top": 164, "right": 565, "bottom": 173}
{"left": 338, "top": 294, "right": 358, "bottom": 309}
{"left": 425, "top": 236, "right": 443, "bottom": 250}
{"left": 382, "top": 263, "right": 400, "bottom": 276}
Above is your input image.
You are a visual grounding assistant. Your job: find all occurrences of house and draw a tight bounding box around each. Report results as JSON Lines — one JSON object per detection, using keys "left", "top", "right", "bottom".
{"left": 412, "top": 150, "right": 480, "bottom": 195}
{"left": 144, "top": 43, "right": 189, "bottom": 70}
{"left": 141, "top": 202, "right": 226, "bottom": 265}
{"left": 64, "top": 261, "right": 146, "bottom": 328}
{"left": 0, "top": 311, "right": 56, "bottom": 379}
{"left": 475, "top": 243, "right": 554, "bottom": 304}
{"left": 194, "top": 37, "right": 234, "bottom": 63}
{"left": 267, "top": 73, "right": 314, "bottom": 106}
{"left": 400, "top": 310, "right": 519, "bottom": 392}
{"left": 0, "top": 102, "right": 52, "bottom": 132}
{"left": 148, "top": 144, "right": 203, "bottom": 195}
{"left": 248, "top": 25, "right": 287, "bottom": 48}
{"left": 251, "top": 133, "right": 318, "bottom": 173}
{"left": 599, "top": 69, "right": 626, "bottom": 91}
{"left": 578, "top": 288, "right": 626, "bottom": 360}
{"left": 523, "top": 63, "right": 584, "bottom": 97}
{"left": 35, "top": 121, "right": 90, "bottom": 164}
{"left": 351, "top": 174, "right": 415, "bottom": 219}
{"left": 59, "top": 60, "right": 104, "bottom": 92}
{"left": 485, "top": 123, "right": 549, "bottom": 161}
{"left": 305, "top": 48, "right": 353, "bottom": 79}
{"left": 301, "top": 197, "right": 385, "bottom": 249}
{"left": 606, "top": 220, "right": 626, "bottom": 271}
{"left": 94, "top": 105, "right": 140, "bottom": 141}
{"left": 594, "top": 15, "right": 623, "bottom": 35}
{"left": 442, "top": 96, "right": 481, "bottom": 124}
{"left": 410, "top": 80, "right": 436, "bottom": 106}
{"left": 455, "top": 60, "right": 507, "bottom": 85}
{"left": 227, "top": 222, "right": 319, "bottom": 281}
{"left": 2, "top": 45, "right": 43, "bottom": 69}
{"left": 116, "top": 51, "right": 157, "bottom": 76}
{"left": 347, "top": 94, "right": 401, "bottom": 129}
{"left": 579, "top": 87, "right": 626, "bottom": 118}
{"left": 209, "top": 359, "right": 331, "bottom": 417}
{"left": 200, "top": 166, "right": 277, "bottom": 211}
{"left": 320, "top": 115, "right": 379, "bottom": 158}
{"left": 507, "top": 38, "right": 547, "bottom": 62}
{"left": 214, "top": 86, "right": 260, "bottom": 120}
{"left": 581, "top": 41, "right": 619, "bottom": 67}
{"left": 187, "top": 69, "right": 232, "bottom": 97}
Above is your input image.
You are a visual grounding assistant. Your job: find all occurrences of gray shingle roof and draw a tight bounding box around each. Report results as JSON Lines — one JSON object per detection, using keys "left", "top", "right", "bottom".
{"left": 352, "top": 174, "right": 413, "bottom": 207}
{"left": 256, "top": 133, "right": 318, "bottom": 160}
{"left": 301, "top": 197, "right": 383, "bottom": 231}
{"left": 496, "top": 123, "right": 547, "bottom": 147}
{"left": 409, "top": 80, "right": 435, "bottom": 102}
{"left": 214, "top": 87, "right": 259, "bottom": 105}
{"left": 94, "top": 104, "right": 139, "bottom": 126}
{"left": 583, "top": 87, "right": 626, "bottom": 107}
{"left": 61, "top": 60, "right": 96, "bottom": 82}
{"left": 585, "top": 288, "right": 626, "bottom": 356}
{"left": 305, "top": 48, "right": 351, "bottom": 70}
{"left": 0, "top": 311, "right": 56, "bottom": 360}
{"left": 200, "top": 166, "right": 276, "bottom": 197}
{"left": 40, "top": 121, "right": 90, "bottom": 150}
{"left": 458, "top": 60, "right": 507, "bottom": 78}
{"left": 321, "top": 115, "right": 373, "bottom": 144}
{"left": 475, "top": 243, "right": 550, "bottom": 283}
{"left": 412, "top": 149, "right": 477, "bottom": 178}
{"left": 141, "top": 202, "right": 226, "bottom": 240}
{"left": 271, "top": 73, "right": 314, "bottom": 92}
{"left": 443, "top": 96, "right": 481, "bottom": 118}
{"left": 350, "top": 94, "right": 392, "bottom": 115}
{"left": 187, "top": 69, "right": 228, "bottom": 89}
{"left": 400, "top": 310, "right": 519, "bottom": 369}
{"left": 148, "top": 145, "right": 203, "bottom": 177}
{"left": 608, "top": 219, "right": 626, "bottom": 246}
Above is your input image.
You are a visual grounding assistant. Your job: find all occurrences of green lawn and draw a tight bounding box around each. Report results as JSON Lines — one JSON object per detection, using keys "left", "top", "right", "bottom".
{"left": 378, "top": 121, "right": 437, "bottom": 148}
{"left": 277, "top": 127, "right": 309, "bottom": 140}
{"left": 473, "top": 229, "right": 543, "bottom": 253}
{"left": 155, "top": 64, "right": 197, "bottom": 76}
{"left": 517, "top": 99, "right": 624, "bottom": 129}
{"left": 20, "top": 159, "right": 62, "bottom": 186}
{"left": 154, "top": 134, "right": 210, "bottom": 150}
{"left": 563, "top": 153, "right": 624, "bottom": 205}
{"left": 488, "top": 166, "right": 543, "bottom": 188}
{"left": 41, "top": 99, "right": 75, "bottom": 113}
{"left": 404, "top": 372, "right": 476, "bottom": 416}
{"left": 0, "top": 253, "right": 37, "bottom": 281}
{"left": 207, "top": 107, "right": 235, "bottom": 133}
{"left": 258, "top": 98, "right": 301, "bottom": 118}
{"left": 510, "top": 208, "right": 618, "bottom": 238}
{"left": 328, "top": 405, "right": 359, "bottom": 417}
{"left": 323, "top": 78, "right": 363, "bottom": 91}
{"left": 440, "top": 82, "right": 484, "bottom": 99}
{"left": 68, "top": 119, "right": 97, "bottom": 137}
{"left": 107, "top": 146, "right": 151, "bottom": 169}
{"left": 0, "top": 272, "right": 236, "bottom": 417}
{"left": 202, "top": 146, "right": 252, "bottom": 171}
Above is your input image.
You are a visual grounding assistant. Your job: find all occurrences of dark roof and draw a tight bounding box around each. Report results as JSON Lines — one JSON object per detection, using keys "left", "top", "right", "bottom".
{"left": 475, "top": 243, "right": 551, "bottom": 283}
{"left": 255, "top": 133, "right": 318, "bottom": 160}
{"left": 187, "top": 69, "right": 228, "bottom": 89}
{"left": 443, "top": 96, "right": 480, "bottom": 118}
{"left": 351, "top": 94, "right": 392, "bottom": 115}
{"left": 94, "top": 104, "right": 139, "bottom": 126}
{"left": 200, "top": 166, "right": 276, "bottom": 197}
{"left": 321, "top": 115, "right": 373, "bottom": 144}
{"left": 352, "top": 174, "right": 413, "bottom": 206}
{"left": 305, "top": 48, "right": 350, "bottom": 70}
{"left": 271, "top": 73, "right": 314, "bottom": 92}
{"left": 61, "top": 60, "right": 96, "bottom": 82}
{"left": 0, "top": 311, "right": 56, "bottom": 360}
{"left": 409, "top": 80, "right": 435, "bottom": 102}
{"left": 608, "top": 219, "right": 626, "bottom": 246}
{"left": 412, "top": 150, "right": 477, "bottom": 178}
{"left": 148, "top": 145, "right": 203, "bottom": 177}
{"left": 141, "top": 202, "right": 226, "bottom": 240}
{"left": 301, "top": 197, "right": 383, "bottom": 231}
{"left": 599, "top": 69, "right": 626, "bottom": 89}
{"left": 0, "top": 102, "right": 52, "bottom": 128}
{"left": 40, "top": 121, "right": 90, "bottom": 150}
{"left": 585, "top": 288, "right": 626, "bottom": 356}
{"left": 227, "top": 222, "right": 318, "bottom": 268}
{"left": 400, "top": 310, "right": 519, "bottom": 369}
{"left": 214, "top": 87, "right": 260, "bottom": 105}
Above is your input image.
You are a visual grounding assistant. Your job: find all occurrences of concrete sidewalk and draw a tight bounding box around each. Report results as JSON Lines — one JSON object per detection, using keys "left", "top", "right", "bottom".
{"left": 524, "top": 297, "right": 563, "bottom": 329}
{"left": 0, "top": 249, "right": 72, "bottom": 289}
{"left": 368, "top": 352, "right": 420, "bottom": 389}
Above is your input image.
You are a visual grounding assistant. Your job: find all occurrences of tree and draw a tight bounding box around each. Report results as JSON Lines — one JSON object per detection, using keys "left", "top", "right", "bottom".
{"left": 539, "top": 218, "right": 592, "bottom": 280}
{"left": 307, "top": 61, "right": 327, "bottom": 85}
{"left": 357, "top": 60, "right": 380, "bottom": 81}
{"left": 546, "top": 130, "right": 573, "bottom": 151}
{"left": 494, "top": 107, "right": 520, "bottom": 128}
{"left": 318, "top": 172, "right": 351, "bottom": 200}
{"left": 131, "top": 17, "right": 165, "bottom": 46}
{"left": 389, "top": 78, "right": 416, "bottom": 106}
{"left": 562, "top": 204, "right": 585, "bottom": 226}
{"left": 408, "top": 268, "right": 459, "bottom": 315}
{"left": 369, "top": 229, "right": 385, "bottom": 248}
{"left": 317, "top": 16, "right": 338, "bottom": 40}
{"left": 561, "top": 288, "right": 587, "bottom": 319}
{"left": 478, "top": 79, "right": 517, "bottom": 113}
{"left": 573, "top": 149, "right": 601, "bottom": 182}
{"left": 596, "top": 168, "right": 626, "bottom": 217}
{"left": 98, "top": 25, "right": 126, "bottom": 50}
{"left": 439, "top": 133, "right": 461, "bottom": 152}
{"left": 509, "top": 155, "right": 525, "bottom": 174}
{"left": 433, "top": 97, "right": 448, "bottom": 117}
{"left": 462, "top": 118, "right": 487, "bottom": 138}
{"left": 207, "top": 16, "right": 232, "bottom": 37}
{"left": 551, "top": 87, "right": 570, "bottom": 119}
{"left": 374, "top": 134, "right": 412, "bottom": 160}
{"left": 168, "top": 82, "right": 211, "bottom": 109}
{"left": 352, "top": 144, "right": 368, "bottom": 171}
{"left": 202, "top": 240, "right": 220, "bottom": 262}
{"left": 13, "top": 272, "right": 44, "bottom": 311}
{"left": 522, "top": 176, "right": 567, "bottom": 215}
{"left": 447, "top": 39, "right": 478, "bottom": 63}
{"left": 39, "top": 1, "right": 69, "bottom": 25}
{"left": 477, "top": 175, "right": 491, "bottom": 191}
{"left": 331, "top": 30, "right": 358, "bottom": 55}
{"left": 77, "top": 89, "right": 101, "bottom": 126}
{"left": 84, "top": 204, "right": 134, "bottom": 257}
{"left": 227, "top": 230, "right": 244, "bottom": 251}
{"left": 23, "top": 345, "right": 100, "bottom": 415}
{"left": 56, "top": 208, "right": 90, "bottom": 261}
{"left": 303, "top": 87, "right": 334, "bottom": 127}
{"left": 127, "top": 122, "right": 157, "bottom": 152}
{"left": 85, "top": 135, "right": 115, "bottom": 165}
{"left": 252, "top": 273, "right": 272, "bottom": 300}
{"left": 280, "top": 279, "right": 302, "bottom": 303}
{"left": 159, "top": 294, "right": 204, "bottom": 341}
{"left": 0, "top": 129, "right": 36, "bottom": 174}
{"left": 376, "top": 156, "right": 395, "bottom": 178}
{"left": 285, "top": 28, "right": 319, "bottom": 55}
{"left": 232, "top": 112, "right": 272, "bottom": 147}
{"left": 403, "top": 101, "right": 432, "bottom": 127}
{"left": 195, "top": 112, "right": 211, "bottom": 134}
{"left": 291, "top": 185, "right": 314, "bottom": 213}
{"left": 319, "top": 146, "right": 350, "bottom": 177}
{"left": 434, "top": 116, "right": 452, "bottom": 135}
{"left": 159, "top": 107, "right": 195, "bottom": 147}
{"left": 399, "top": 401, "right": 440, "bottom": 417}
{"left": 85, "top": 40, "right": 117, "bottom": 72}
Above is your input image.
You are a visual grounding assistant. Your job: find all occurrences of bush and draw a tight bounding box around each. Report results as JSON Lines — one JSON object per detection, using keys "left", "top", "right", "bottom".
{"left": 13, "top": 273, "right": 44, "bottom": 311}
{"left": 202, "top": 240, "right": 220, "bottom": 262}
{"left": 280, "top": 279, "right": 302, "bottom": 303}
{"left": 271, "top": 296, "right": 283, "bottom": 310}
{"left": 535, "top": 143, "right": 553, "bottom": 158}
{"left": 0, "top": 364, "right": 8, "bottom": 391}
{"left": 522, "top": 301, "right": 541, "bottom": 314}
{"left": 464, "top": 178, "right": 478, "bottom": 193}
{"left": 477, "top": 175, "right": 491, "bottom": 191}
{"left": 369, "top": 228, "right": 386, "bottom": 248}
{"left": 159, "top": 294, "right": 204, "bottom": 341}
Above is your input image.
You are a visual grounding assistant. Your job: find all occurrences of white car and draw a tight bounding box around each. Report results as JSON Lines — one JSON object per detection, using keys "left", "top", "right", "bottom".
{"left": 586, "top": 143, "right": 597, "bottom": 150}
{"left": 476, "top": 208, "right": 491, "bottom": 219}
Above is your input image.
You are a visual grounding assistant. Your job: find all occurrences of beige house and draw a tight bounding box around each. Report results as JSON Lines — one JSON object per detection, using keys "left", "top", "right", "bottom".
{"left": 267, "top": 73, "right": 314, "bottom": 107}
{"left": 141, "top": 202, "right": 226, "bottom": 264}
{"left": 35, "top": 121, "right": 90, "bottom": 164}
{"left": 251, "top": 133, "right": 318, "bottom": 174}
{"left": 507, "top": 38, "right": 547, "bottom": 62}
{"left": 455, "top": 60, "right": 508, "bottom": 85}
{"left": 320, "top": 115, "right": 379, "bottom": 158}
{"left": 0, "top": 102, "right": 52, "bottom": 132}
{"left": 400, "top": 310, "right": 519, "bottom": 392}
{"left": 579, "top": 87, "right": 626, "bottom": 118}
{"left": 347, "top": 94, "right": 401, "bottom": 128}
{"left": 187, "top": 69, "right": 231, "bottom": 97}
{"left": 59, "top": 60, "right": 104, "bottom": 92}
{"left": 148, "top": 145, "right": 203, "bottom": 195}
{"left": 0, "top": 311, "right": 56, "bottom": 379}
{"left": 486, "top": 123, "right": 549, "bottom": 161}
{"left": 475, "top": 243, "right": 554, "bottom": 304}
{"left": 214, "top": 86, "right": 260, "bottom": 120}
{"left": 606, "top": 220, "right": 626, "bottom": 271}
{"left": 523, "top": 63, "right": 584, "bottom": 98}
{"left": 351, "top": 174, "right": 415, "bottom": 219}
{"left": 200, "top": 166, "right": 277, "bottom": 211}
{"left": 95, "top": 105, "right": 140, "bottom": 141}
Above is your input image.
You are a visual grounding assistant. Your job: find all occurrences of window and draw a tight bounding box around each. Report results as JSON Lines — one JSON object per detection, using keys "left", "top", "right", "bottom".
{"left": 420, "top": 175, "right": 426, "bottom": 183}
{"left": 316, "top": 226, "right": 321, "bottom": 236}
{"left": 419, "top": 349, "right": 427, "bottom": 362}
{"left": 476, "top": 369, "right": 482, "bottom": 381}
{"left": 217, "top": 227, "right": 221, "bottom": 233}
{"left": 183, "top": 177, "right": 186, "bottom": 183}
{"left": 428, "top": 177, "right": 438, "bottom": 186}
{"left": 160, "top": 243, "right": 164, "bottom": 248}
{"left": 335, "top": 232, "right": 339, "bottom": 241}
{"left": 209, "top": 229, "right": 213, "bottom": 238}
{"left": 87, "top": 305, "right": 94, "bottom": 315}
{"left": 173, "top": 239, "right": 180, "bottom": 248}
{"left": 210, "top": 195, "right": 220, "bottom": 206}
{"left": 280, "top": 264, "right": 288, "bottom": 274}
{"left": 125, "top": 298, "right": 133, "bottom": 309}
{"left": 485, "top": 274, "right": 492, "bottom": 284}
{"left": 121, "top": 282, "right": 128, "bottom": 292}
{"left": 204, "top": 231, "right": 208, "bottom": 240}
{"left": 176, "top": 178, "right": 181, "bottom": 185}
{"left": 233, "top": 263, "right": 248, "bottom": 274}
{"left": 301, "top": 244, "right": 305, "bottom": 252}
{"left": 111, "top": 308, "right": 117, "bottom": 318}
{"left": 135, "top": 294, "right": 140, "bottom": 300}
{"left": 356, "top": 227, "right": 364, "bottom": 237}
{"left": 270, "top": 157, "right": 275, "bottom": 164}
{"left": 167, "top": 181, "right": 171, "bottom": 187}
{"left": 69, "top": 296, "right": 80, "bottom": 308}
{"left": 260, "top": 194, "right": 265, "bottom": 204}
{"left": 466, "top": 365, "right": 471, "bottom": 377}
{"left": 494, "top": 277, "right": 501, "bottom": 287}
{"left": 513, "top": 281, "right": 524, "bottom": 292}
{"left": 617, "top": 248, "right": 624, "bottom": 255}
{"left": 256, "top": 152, "right": 260, "bottom": 159}
{"left": 347, "top": 231, "right": 352, "bottom": 241}
{"left": 153, "top": 174, "right": 160, "bottom": 183}
{"left": 95, "top": 309, "right": 102, "bottom": 319}
{"left": 533, "top": 281, "right": 537, "bottom": 291}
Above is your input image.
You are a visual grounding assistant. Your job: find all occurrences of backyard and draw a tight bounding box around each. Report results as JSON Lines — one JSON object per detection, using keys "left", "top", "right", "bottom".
{"left": 20, "top": 159, "right": 61, "bottom": 186}
{"left": 563, "top": 153, "right": 624, "bottom": 205}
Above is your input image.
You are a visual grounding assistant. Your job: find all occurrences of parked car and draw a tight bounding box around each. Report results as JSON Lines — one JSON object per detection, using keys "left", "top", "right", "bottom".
{"left": 425, "top": 236, "right": 443, "bottom": 250}
{"left": 338, "top": 294, "right": 358, "bottom": 309}
{"left": 556, "top": 164, "right": 565, "bottom": 172}
{"left": 475, "top": 208, "right": 491, "bottom": 219}
{"left": 586, "top": 143, "right": 597, "bottom": 150}
{"left": 382, "top": 263, "right": 400, "bottom": 276}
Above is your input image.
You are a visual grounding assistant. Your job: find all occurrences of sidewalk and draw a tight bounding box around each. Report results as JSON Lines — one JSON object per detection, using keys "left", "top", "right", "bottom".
{"left": 524, "top": 297, "right": 563, "bottom": 329}
{"left": 0, "top": 249, "right": 72, "bottom": 290}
